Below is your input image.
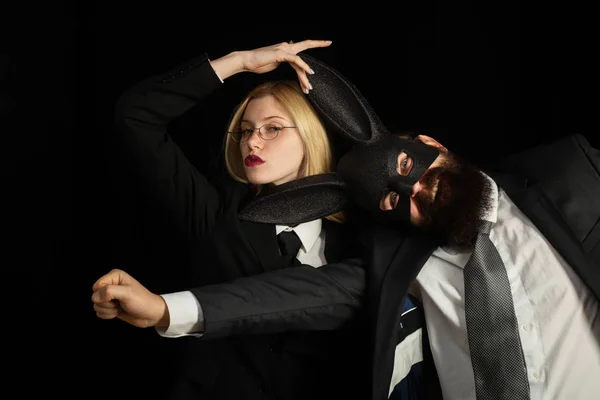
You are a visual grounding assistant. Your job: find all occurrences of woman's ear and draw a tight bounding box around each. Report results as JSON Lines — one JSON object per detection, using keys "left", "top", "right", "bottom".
{"left": 416, "top": 134, "right": 447, "bottom": 151}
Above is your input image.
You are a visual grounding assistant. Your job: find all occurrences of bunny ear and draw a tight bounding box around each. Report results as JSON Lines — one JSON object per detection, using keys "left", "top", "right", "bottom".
{"left": 238, "top": 173, "right": 348, "bottom": 225}
{"left": 301, "top": 53, "right": 389, "bottom": 144}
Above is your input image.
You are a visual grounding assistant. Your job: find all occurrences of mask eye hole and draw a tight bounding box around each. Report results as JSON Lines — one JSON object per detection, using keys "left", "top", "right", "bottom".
{"left": 397, "top": 152, "right": 414, "bottom": 176}
{"left": 379, "top": 191, "right": 399, "bottom": 211}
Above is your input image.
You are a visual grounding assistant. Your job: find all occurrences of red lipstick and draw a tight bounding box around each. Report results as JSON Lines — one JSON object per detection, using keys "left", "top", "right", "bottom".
{"left": 244, "top": 155, "right": 264, "bottom": 167}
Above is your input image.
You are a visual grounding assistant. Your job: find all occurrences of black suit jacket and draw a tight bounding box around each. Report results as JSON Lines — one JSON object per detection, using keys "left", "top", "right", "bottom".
{"left": 115, "top": 54, "right": 369, "bottom": 400}
{"left": 364, "top": 133, "right": 600, "bottom": 400}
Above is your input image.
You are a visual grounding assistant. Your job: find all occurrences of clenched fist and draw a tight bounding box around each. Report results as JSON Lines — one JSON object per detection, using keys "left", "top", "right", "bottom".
{"left": 91, "top": 269, "right": 170, "bottom": 328}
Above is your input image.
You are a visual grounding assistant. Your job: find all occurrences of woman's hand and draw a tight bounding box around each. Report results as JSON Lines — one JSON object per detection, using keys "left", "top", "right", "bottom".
{"left": 210, "top": 39, "right": 332, "bottom": 93}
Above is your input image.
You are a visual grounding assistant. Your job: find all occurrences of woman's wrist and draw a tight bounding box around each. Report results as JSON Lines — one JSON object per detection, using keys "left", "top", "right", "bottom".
{"left": 209, "top": 51, "right": 244, "bottom": 81}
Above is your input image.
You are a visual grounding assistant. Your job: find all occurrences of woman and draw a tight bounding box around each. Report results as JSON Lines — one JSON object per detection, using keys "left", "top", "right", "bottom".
{"left": 92, "top": 40, "right": 369, "bottom": 400}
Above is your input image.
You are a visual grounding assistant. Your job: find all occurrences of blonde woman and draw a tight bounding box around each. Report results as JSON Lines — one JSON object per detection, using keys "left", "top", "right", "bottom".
{"left": 92, "top": 40, "right": 369, "bottom": 400}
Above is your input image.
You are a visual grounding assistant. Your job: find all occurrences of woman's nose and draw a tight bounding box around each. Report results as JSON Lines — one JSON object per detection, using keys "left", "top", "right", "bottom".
{"left": 246, "top": 129, "right": 263, "bottom": 148}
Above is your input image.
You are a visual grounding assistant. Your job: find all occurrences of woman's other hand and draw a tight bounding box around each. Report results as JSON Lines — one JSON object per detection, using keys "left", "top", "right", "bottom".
{"left": 210, "top": 39, "right": 332, "bottom": 94}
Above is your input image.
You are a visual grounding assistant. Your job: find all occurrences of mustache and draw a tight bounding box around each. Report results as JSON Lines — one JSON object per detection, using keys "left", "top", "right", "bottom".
{"left": 413, "top": 167, "right": 445, "bottom": 215}
{"left": 420, "top": 167, "right": 442, "bottom": 188}
{"left": 411, "top": 155, "right": 493, "bottom": 247}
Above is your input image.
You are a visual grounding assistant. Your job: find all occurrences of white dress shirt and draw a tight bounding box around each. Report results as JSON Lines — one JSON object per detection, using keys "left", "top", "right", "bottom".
{"left": 157, "top": 218, "right": 327, "bottom": 338}
{"left": 413, "top": 176, "right": 600, "bottom": 399}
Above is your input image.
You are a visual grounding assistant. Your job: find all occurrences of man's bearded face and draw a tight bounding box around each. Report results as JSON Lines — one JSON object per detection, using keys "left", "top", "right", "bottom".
{"left": 402, "top": 150, "right": 493, "bottom": 247}
{"left": 338, "top": 135, "right": 492, "bottom": 247}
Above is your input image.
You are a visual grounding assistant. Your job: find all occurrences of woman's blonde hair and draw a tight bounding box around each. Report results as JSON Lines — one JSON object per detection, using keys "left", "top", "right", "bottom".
{"left": 224, "top": 80, "right": 344, "bottom": 223}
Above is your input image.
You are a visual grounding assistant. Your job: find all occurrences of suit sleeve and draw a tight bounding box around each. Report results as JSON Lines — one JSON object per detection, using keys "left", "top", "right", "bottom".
{"left": 189, "top": 258, "right": 366, "bottom": 339}
{"left": 114, "top": 54, "right": 225, "bottom": 237}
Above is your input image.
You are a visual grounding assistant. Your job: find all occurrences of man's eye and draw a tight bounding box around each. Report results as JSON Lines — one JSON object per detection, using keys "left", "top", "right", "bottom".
{"left": 398, "top": 154, "right": 413, "bottom": 175}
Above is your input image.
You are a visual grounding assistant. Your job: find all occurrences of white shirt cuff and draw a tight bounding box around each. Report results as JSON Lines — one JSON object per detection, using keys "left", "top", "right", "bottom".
{"left": 155, "top": 291, "right": 204, "bottom": 338}
{"left": 208, "top": 59, "right": 224, "bottom": 83}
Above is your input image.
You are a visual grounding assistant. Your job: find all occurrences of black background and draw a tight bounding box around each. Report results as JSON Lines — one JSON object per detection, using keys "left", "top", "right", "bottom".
{"left": 4, "top": 1, "right": 596, "bottom": 398}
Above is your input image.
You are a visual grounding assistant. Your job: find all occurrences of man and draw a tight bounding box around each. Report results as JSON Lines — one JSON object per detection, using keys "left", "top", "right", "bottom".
{"left": 334, "top": 130, "right": 600, "bottom": 399}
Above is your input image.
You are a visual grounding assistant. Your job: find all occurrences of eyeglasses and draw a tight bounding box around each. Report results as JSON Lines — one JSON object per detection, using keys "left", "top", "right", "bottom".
{"left": 229, "top": 124, "right": 297, "bottom": 143}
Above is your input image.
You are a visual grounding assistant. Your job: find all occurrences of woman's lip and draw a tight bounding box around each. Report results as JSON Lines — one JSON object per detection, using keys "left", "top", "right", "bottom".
{"left": 244, "top": 155, "right": 264, "bottom": 166}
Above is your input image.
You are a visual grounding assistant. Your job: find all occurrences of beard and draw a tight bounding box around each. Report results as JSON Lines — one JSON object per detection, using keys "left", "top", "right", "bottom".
{"left": 412, "top": 151, "right": 493, "bottom": 248}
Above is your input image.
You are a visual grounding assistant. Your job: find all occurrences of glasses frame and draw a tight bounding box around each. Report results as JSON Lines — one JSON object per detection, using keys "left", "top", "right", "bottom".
{"left": 228, "top": 124, "right": 298, "bottom": 143}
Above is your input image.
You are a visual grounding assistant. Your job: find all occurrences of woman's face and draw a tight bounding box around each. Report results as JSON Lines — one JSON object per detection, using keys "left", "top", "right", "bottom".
{"left": 239, "top": 95, "right": 305, "bottom": 186}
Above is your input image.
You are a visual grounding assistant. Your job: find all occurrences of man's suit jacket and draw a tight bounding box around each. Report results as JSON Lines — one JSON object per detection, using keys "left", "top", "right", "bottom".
{"left": 364, "top": 133, "right": 600, "bottom": 399}
{"left": 191, "top": 133, "right": 599, "bottom": 400}
{"left": 115, "top": 53, "right": 369, "bottom": 400}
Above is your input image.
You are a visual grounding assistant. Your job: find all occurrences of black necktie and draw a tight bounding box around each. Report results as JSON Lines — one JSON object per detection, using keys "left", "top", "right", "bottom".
{"left": 463, "top": 221, "right": 530, "bottom": 400}
{"left": 278, "top": 230, "right": 302, "bottom": 266}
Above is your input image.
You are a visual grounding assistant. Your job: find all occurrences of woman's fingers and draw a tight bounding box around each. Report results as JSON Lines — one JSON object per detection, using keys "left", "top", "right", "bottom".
{"left": 288, "top": 40, "right": 330, "bottom": 92}
{"left": 288, "top": 62, "right": 313, "bottom": 94}
{"left": 246, "top": 39, "right": 331, "bottom": 93}
{"left": 290, "top": 39, "right": 332, "bottom": 54}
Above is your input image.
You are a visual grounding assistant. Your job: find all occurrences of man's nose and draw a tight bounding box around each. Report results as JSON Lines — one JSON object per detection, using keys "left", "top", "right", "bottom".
{"left": 411, "top": 181, "right": 423, "bottom": 197}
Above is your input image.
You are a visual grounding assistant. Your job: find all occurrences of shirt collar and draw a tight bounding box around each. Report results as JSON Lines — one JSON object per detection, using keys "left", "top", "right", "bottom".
{"left": 276, "top": 218, "right": 322, "bottom": 253}
{"left": 481, "top": 172, "right": 499, "bottom": 224}
{"left": 437, "top": 174, "right": 499, "bottom": 257}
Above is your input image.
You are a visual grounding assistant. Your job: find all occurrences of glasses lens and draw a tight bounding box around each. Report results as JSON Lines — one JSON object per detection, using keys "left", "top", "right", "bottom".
{"left": 260, "top": 124, "right": 280, "bottom": 140}
{"left": 231, "top": 131, "right": 243, "bottom": 142}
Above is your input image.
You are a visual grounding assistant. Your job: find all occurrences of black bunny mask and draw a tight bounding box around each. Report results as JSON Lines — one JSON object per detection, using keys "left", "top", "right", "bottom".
{"left": 238, "top": 53, "right": 439, "bottom": 226}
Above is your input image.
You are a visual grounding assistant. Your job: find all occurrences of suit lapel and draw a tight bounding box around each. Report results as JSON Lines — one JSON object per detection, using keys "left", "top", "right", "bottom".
{"left": 512, "top": 183, "right": 600, "bottom": 301}
{"left": 239, "top": 220, "right": 282, "bottom": 272}
{"left": 371, "top": 230, "right": 437, "bottom": 400}
{"left": 492, "top": 170, "right": 600, "bottom": 301}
